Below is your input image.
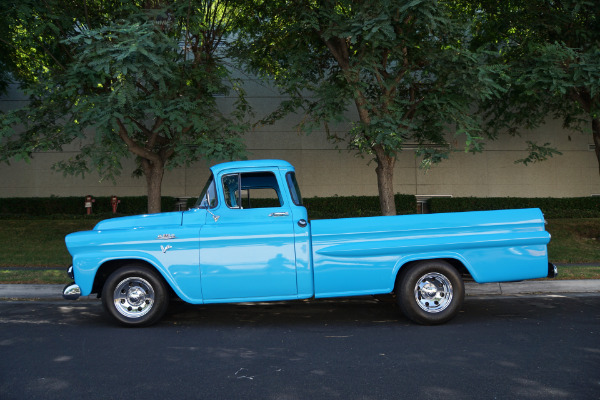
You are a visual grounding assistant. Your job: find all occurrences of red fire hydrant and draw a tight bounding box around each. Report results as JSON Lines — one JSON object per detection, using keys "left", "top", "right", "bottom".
{"left": 111, "top": 195, "right": 120, "bottom": 214}
{"left": 85, "top": 195, "right": 95, "bottom": 215}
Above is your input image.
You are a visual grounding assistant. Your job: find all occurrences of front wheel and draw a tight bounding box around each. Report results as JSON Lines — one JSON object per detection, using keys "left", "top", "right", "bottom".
{"left": 396, "top": 260, "right": 464, "bottom": 325}
{"left": 101, "top": 266, "right": 169, "bottom": 327}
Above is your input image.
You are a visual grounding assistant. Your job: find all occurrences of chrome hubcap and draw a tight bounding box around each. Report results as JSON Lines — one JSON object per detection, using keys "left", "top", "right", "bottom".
{"left": 113, "top": 277, "right": 155, "bottom": 318}
{"left": 414, "top": 272, "right": 453, "bottom": 313}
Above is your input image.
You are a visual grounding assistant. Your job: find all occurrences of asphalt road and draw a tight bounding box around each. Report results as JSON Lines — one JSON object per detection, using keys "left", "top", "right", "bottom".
{"left": 1, "top": 294, "right": 599, "bottom": 400}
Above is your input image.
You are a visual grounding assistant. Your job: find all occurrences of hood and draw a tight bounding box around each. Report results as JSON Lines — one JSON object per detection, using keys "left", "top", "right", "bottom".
{"left": 93, "top": 211, "right": 183, "bottom": 231}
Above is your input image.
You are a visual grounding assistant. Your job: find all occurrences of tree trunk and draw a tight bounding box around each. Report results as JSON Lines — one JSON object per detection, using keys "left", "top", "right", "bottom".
{"left": 374, "top": 145, "right": 397, "bottom": 216}
{"left": 593, "top": 118, "right": 600, "bottom": 175}
{"left": 142, "top": 159, "right": 165, "bottom": 214}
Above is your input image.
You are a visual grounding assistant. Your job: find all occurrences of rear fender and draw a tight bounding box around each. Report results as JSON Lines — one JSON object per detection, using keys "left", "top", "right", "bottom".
{"left": 393, "top": 252, "right": 472, "bottom": 287}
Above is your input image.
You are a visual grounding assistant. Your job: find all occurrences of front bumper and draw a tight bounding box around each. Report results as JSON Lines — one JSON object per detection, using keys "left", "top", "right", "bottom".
{"left": 63, "top": 283, "right": 81, "bottom": 300}
{"left": 548, "top": 263, "right": 558, "bottom": 278}
{"left": 63, "top": 265, "right": 80, "bottom": 300}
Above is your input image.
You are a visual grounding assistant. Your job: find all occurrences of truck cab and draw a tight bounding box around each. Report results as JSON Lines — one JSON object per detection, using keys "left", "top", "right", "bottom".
{"left": 191, "top": 160, "right": 313, "bottom": 302}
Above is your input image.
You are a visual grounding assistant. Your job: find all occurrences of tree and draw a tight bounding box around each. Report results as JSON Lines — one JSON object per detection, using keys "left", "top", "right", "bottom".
{"left": 471, "top": 0, "right": 600, "bottom": 173}
{"left": 234, "top": 0, "right": 506, "bottom": 215}
{"left": 0, "top": 0, "right": 250, "bottom": 213}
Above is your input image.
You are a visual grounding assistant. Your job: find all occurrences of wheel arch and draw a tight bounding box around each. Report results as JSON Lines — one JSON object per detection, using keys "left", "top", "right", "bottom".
{"left": 393, "top": 256, "right": 473, "bottom": 290}
{"left": 92, "top": 259, "right": 176, "bottom": 299}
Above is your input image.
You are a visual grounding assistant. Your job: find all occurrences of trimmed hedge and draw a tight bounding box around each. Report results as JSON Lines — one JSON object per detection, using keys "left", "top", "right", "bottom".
{"left": 429, "top": 197, "right": 600, "bottom": 219}
{"left": 1, "top": 195, "right": 596, "bottom": 219}
{"left": 0, "top": 196, "right": 177, "bottom": 217}
{"left": 187, "top": 194, "right": 417, "bottom": 218}
{"left": 304, "top": 194, "right": 416, "bottom": 219}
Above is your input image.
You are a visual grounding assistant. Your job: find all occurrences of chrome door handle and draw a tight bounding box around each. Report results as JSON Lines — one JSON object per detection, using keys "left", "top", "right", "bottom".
{"left": 269, "top": 212, "right": 289, "bottom": 217}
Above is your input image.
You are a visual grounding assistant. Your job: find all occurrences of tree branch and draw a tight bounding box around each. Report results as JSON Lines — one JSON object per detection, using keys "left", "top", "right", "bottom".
{"left": 147, "top": 117, "right": 165, "bottom": 148}
{"left": 116, "top": 118, "right": 160, "bottom": 163}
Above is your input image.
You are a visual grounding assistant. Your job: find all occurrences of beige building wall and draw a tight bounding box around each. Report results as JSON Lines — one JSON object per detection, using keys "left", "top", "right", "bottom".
{"left": 1, "top": 81, "right": 599, "bottom": 200}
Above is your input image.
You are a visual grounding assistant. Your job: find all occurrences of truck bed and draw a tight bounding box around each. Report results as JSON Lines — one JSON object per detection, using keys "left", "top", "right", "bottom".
{"left": 310, "top": 208, "right": 551, "bottom": 298}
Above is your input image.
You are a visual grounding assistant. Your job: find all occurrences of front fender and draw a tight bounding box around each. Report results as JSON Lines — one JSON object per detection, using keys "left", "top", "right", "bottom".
{"left": 73, "top": 252, "right": 204, "bottom": 304}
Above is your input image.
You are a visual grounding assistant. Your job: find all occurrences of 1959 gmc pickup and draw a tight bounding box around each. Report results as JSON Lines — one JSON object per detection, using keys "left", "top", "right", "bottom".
{"left": 63, "top": 159, "right": 557, "bottom": 326}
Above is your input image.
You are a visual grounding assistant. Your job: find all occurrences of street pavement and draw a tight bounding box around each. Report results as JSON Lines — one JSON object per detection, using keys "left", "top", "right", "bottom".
{"left": 1, "top": 292, "right": 599, "bottom": 399}
{"left": 0, "top": 279, "right": 599, "bottom": 300}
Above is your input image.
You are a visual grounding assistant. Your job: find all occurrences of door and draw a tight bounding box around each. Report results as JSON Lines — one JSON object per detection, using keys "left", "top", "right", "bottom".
{"left": 199, "top": 169, "right": 298, "bottom": 301}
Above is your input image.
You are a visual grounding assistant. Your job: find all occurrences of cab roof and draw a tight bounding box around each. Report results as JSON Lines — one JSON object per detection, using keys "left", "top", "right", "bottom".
{"left": 209, "top": 159, "right": 295, "bottom": 175}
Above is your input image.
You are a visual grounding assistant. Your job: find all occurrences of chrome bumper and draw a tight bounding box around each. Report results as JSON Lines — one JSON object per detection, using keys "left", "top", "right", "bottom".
{"left": 548, "top": 263, "right": 558, "bottom": 278}
{"left": 63, "top": 283, "right": 81, "bottom": 300}
{"left": 63, "top": 265, "right": 81, "bottom": 300}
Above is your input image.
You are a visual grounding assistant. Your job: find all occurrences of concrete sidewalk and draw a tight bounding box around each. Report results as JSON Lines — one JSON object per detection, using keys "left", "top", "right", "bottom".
{"left": 0, "top": 280, "right": 599, "bottom": 300}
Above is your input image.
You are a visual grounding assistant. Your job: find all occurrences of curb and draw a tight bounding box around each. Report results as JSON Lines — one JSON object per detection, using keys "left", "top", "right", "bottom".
{"left": 1, "top": 281, "right": 599, "bottom": 301}
{"left": 465, "top": 280, "right": 600, "bottom": 296}
{"left": 0, "top": 284, "right": 97, "bottom": 300}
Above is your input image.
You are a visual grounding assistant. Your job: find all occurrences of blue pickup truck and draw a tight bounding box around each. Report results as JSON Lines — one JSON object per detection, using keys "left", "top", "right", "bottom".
{"left": 63, "top": 159, "right": 557, "bottom": 326}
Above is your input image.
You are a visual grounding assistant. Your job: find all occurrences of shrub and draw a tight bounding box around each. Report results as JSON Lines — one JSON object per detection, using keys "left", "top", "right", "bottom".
{"left": 428, "top": 197, "right": 599, "bottom": 218}
{"left": 6, "top": 194, "right": 594, "bottom": 219}
{"left": 186, "top": 193, "right": 417, "bottom": 219}
{"left": 0, "top": 196, "right": 177, "bottom": 216}
{"left": 304, "top": 194, "right": 416, "bottom": 219}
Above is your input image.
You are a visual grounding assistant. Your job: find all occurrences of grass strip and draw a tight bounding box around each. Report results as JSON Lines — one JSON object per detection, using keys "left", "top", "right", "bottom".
{"left": 0, "top": 219, "right": 98, "bottom": 267}
{"left": 551, "top": 265, "right": 600, "bottom": 280}
{"left": 546, "top": 219, "right": 600, "bottom": 264}
{"left": 0, "top": 217, "right": 597, "bottom": 283}
{"left": 0, "top": 269, "right": 70, "bottom": 284}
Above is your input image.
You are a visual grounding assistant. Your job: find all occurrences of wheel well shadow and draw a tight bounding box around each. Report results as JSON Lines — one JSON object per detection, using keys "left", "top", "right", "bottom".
{"left": 92, "top": 260, "right": 175, "bottom": 298}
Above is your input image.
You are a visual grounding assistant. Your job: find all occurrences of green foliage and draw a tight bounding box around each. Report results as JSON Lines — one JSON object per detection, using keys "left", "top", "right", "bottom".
{"left": 235, "top": 0, "right": 507, "bottom": 160}
{"left": 304, "top": 194, "right": 417, "bottom": 219}
{"left": 429, "top": 196, "right": 600, "bottom": 219}
{"left": 233, "top": 0, "right": 507, "bottom": 215}
{"left": 0, "top": 1, "right": 251, "bottom": 213}
{"left": 470, "top": 0, "right": 600, "bottom": 170}
{"left": 515, "top": 141, "right": 563, "bottom": 166}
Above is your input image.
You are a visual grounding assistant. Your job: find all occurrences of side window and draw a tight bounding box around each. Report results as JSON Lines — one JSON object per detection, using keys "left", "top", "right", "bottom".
{"left": 286, "top": 172, "right": 303, "bottom": 206}
{"left": 222, "top": 172, "right": 282, "bottom": 209}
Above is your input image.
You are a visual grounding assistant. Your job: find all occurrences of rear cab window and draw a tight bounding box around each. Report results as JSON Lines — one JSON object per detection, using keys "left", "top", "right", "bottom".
{"left": 286, "top": 172, "right": 303, "bottom": 206}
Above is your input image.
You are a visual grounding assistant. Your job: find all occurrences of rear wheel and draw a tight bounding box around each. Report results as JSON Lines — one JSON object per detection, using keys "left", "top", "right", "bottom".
{"left": 396, "top": 260, "right": 464, "bottom": 325}
{"left": 101, "top": 265, "right": 169, "bottom": 327}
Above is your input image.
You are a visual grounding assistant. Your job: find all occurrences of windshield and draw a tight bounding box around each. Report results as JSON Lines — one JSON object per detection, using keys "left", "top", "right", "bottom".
{"left": 194, "top": 175, "right": 218, "bottom": 209}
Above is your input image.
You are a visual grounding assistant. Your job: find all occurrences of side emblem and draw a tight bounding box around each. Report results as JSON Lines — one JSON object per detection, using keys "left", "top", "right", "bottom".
{"left": 160, "top": 245, "right": 172, "bottom": 254}
{"left": 157, "top": 234, "right": 176, "bottom": 240}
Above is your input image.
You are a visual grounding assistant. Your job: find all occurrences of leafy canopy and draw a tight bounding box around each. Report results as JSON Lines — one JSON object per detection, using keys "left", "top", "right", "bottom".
{"left": 469, "top": 0, "right": 600, "bottom": 170}
{"left": 0, "top": 0, "right": 251, "bottom": 212}
{"left": 234, "top": 0, "right": 507, "bottom": 214}
{"left": 238, "top": 0, "right": 506, "bottom": 159}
